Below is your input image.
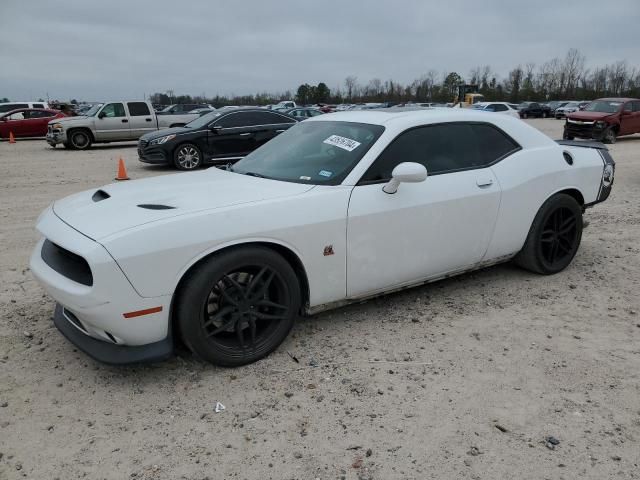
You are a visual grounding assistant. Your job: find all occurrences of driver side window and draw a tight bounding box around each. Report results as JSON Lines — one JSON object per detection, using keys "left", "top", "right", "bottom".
{"left": 101, "top": 103, "right": 125, "bottom": 118}
{"left": 360, "top": 123, "right": 481, "bottom": 183}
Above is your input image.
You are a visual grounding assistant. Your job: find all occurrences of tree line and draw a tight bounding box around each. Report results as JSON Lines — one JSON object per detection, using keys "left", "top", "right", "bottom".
{"left": 143, "top": 49, "right": 640, "bottom": 107}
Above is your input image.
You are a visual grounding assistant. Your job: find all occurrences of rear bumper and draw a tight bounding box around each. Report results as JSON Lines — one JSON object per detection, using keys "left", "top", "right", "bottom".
{"left": 54, "top": 304, "right": 173, "bottom": 365}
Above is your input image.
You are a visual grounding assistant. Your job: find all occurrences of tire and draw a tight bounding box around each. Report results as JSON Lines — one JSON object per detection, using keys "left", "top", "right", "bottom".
{"left": 603, "top": 127, "right": 617, "bottom": 144}
{"left": 63, "top": 142, "right": 72, "bottom": 149}
{"left": 514, "top": 193, "right": 583, "bottom": 275}
{"left": 562, "top": 130, "right": 574, "bottom": 140}
{"left": 522, "top": 113, "right": 528, "bottom": 119}
{"left": 176, "top": 246, "right": 301, "bottom": 367}
{"left": 542, "top": 111, "right": 548, "bottom": 118}
{"left": 173, "top": 143, "right": 202, "bottom": 170}
{"left": 68, "top": 129, "right": 92, "bottom": 150}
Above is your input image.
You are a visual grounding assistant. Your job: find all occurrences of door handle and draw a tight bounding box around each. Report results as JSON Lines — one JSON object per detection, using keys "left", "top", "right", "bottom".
{"left": 145, "top": 118, "right": 152, "bottom": 122}
{"left": 275, "top": 129, "right": 285, "bottom": 133}
{"left": 239, "top": 132, "right": 252, "bottom": 136}
{"left": 121, "top": 119, "right": 129, "bottom": 123}
{"left": 476, "top": 178, "right": 493, "bottom": 187}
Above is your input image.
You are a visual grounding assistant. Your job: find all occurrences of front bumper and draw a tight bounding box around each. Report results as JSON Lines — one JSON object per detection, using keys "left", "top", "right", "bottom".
{"left": 564, "top": 120, "right": 607, "bottom": 140}
{"left": 138, "top": 140, "right": 169, "bottom": 164}
{"left": 46, "top": 128, "right": 67, "bottom": 145}
{"left": 54, "top": 304, "right": 172, "bottom": 364}
{"left": 30, "top": 206, "right": 174, "bottom": 364}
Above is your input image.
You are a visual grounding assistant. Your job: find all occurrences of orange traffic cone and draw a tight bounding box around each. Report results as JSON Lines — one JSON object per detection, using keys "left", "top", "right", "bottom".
{"left": 9, "top": 131, "right": 16, "bottom": 144}
{"left": 115, "top": 157, "right": 130, "bottom": 181}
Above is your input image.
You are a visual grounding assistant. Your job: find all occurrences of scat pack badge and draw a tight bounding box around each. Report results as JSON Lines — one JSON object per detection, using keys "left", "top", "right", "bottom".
{"left": 323, "top": 245, "right": 334, "bottom": 256}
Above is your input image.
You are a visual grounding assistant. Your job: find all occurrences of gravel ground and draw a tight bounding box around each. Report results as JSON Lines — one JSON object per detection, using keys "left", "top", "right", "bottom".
{"left": 1, "top": 119, "right": 639, "bottom": 480}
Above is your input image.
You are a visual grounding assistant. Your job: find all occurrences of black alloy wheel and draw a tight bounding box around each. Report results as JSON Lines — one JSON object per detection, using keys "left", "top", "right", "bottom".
{"left": 177, "top": 247, "right": 301, "bottom": 366}
{"left": 515, "top": 193, "right": 583, "bottom": 274}
{"left": 538, "top": 206, "right": 580, "bottom": 271}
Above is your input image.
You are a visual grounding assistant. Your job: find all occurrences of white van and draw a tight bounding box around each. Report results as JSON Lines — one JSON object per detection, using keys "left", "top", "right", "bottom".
{"left": 0, "top": 101, "right": 50, "bottom": 114}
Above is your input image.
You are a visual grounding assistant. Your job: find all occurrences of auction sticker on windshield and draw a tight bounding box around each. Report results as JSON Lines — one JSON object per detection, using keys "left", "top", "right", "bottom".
{"left": 323, "top": 135, "right": 361, "bottom": 152}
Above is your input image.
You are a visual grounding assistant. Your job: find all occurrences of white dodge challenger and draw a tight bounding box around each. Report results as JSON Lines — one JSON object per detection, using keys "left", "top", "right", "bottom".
{"left": 30, "top": 109, "right": 615, "bottom": 366}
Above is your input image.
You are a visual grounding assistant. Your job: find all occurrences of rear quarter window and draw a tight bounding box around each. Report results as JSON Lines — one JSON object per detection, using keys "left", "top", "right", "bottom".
{"left": 470, "top": 123, "right": 520, "bottom": 163}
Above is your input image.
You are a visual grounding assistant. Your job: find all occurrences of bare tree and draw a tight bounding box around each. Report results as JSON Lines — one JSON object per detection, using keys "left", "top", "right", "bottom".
{"left": 344, "top": 76, "right": 358, "bottom": 101}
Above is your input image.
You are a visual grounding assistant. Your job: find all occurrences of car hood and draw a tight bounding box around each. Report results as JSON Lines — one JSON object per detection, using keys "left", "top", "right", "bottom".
{"left": 52, "top": 168, "right": 315, "bottom": 241}
{"left": 140, "top": 126, "right": 190, "bottom": 141}
{"left": 48, "top": 115, "right": 90, "bottom": 125}
{"left": 566, "top": 111, "right": 613, "bottom": 121}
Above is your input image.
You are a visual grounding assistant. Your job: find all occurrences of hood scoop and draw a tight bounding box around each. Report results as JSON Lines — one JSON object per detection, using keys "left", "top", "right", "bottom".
{"left": 92, "top": 190, "right": 110, "bottom": 202}
{"left": 137, "top": 204, "right": 176, "bottom": 210}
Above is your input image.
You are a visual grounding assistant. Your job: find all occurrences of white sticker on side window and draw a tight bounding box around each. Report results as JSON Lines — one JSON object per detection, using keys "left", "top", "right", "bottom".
{"left": 323, "top": 135, "right": 361, "bottom": 152}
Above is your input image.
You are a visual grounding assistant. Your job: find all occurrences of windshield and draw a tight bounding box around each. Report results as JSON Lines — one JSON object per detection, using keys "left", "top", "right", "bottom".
{"left": 584, "top": 100, "right": 622, "bottom": 113}
{"left": 184, "top": 111, "right": 222, "bottom": 129}
{"left": 231, "top": 121, "right": 385, "bottom": 185}
{"left": 84, "top": 103, "right": 104, "bottom": 117}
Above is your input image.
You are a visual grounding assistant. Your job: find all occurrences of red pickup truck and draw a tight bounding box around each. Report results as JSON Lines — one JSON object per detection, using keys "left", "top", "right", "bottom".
{"left": 564, "top": 97, "right": 640, "bottom": 144}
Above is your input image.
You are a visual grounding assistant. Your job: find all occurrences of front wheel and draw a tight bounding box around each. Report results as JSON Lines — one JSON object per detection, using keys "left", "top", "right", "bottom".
{"left": 176, "top": 246, "right": 301, "bottom": 366}
{"left": 514, "top": 193, "right": 583, "bottom": 275}
{"left": 563, "top": 130, "right": 574, "bottom": 140}
{"left": 173, "top": 143, "right": 202, "bottom": 170}
{"left": 603, "top": 127, "right": 617, "bottom": 144}
{"left": 68, "top": 129, "right": 92, "bottom": 150}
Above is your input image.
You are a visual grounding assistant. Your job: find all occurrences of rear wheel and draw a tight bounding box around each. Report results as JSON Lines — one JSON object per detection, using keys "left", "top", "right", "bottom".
{"left": 173, "top": 143, "right": 202, "bottom": 170}
{"left": 603, "top": 127, "right": 617, "bottom": 144}
{"left": 515, "top": 193, "right": 583, "bottom": 274}
{"left": 176, "top": 247, "right": 301, "bottom": 367}
{"left": 68, "top": 129, "right": 92, "bottom": 150}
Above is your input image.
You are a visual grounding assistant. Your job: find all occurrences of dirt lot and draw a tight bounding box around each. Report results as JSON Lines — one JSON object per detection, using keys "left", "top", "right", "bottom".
{"left": 1, "top": 119, "right": 639, "bottom": 480}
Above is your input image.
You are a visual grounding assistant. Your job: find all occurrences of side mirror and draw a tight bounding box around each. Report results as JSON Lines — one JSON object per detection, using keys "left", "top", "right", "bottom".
{"left": 382, "top": 162, "right": 428, "bottom": 194}
{"left": 98, "top": 111, "right": 106, "bottom": 119}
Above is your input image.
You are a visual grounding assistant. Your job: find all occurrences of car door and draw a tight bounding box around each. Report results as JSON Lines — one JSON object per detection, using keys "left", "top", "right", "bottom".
{"left": 126, "top": 102, "right": 155, "bottom": 138}
{"left": 619, "top": 101, "right": 639, "bottom": 135}
{"left": 206, "top": 111, "right": 258, "bottom": 160}
{"left": 27, "top": 110, "right": 58, "bottom": 136}
{"left": 1, "top": 110, "right": 31, "bottom": 137}
{"left": 251, "top": 111, "right": 296, "bottom": 146}
{"left": 346, "top": 122, "right": 509, "bottom": 298}
{"left": 632, "top": 101, "right": 640, "bottom": 133}
{"left": 95, "top": 102, "right": 131, "bottom": 140}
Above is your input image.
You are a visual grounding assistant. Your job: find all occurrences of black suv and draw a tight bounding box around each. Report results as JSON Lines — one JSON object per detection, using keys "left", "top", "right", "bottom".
{"left": 517, "top": 102, "right": 551, "bottom": 119}
{"left": 138, "top": 109, "right": 297, "bottom": 170}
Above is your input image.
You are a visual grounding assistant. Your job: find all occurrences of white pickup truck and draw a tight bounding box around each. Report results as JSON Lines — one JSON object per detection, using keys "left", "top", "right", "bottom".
{"left": 46, "top": 100, "right": 200, "bottom": 150}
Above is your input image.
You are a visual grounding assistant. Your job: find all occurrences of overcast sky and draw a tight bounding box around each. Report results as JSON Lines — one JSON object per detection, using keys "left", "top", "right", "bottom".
{"left": 1, "top": 0, "right": 638, "bottom": 101}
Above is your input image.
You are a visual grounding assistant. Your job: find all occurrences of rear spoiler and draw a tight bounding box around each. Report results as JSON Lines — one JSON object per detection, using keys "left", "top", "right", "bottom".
{"left": 556, "top": 139, "right": 608, "bottom": 150}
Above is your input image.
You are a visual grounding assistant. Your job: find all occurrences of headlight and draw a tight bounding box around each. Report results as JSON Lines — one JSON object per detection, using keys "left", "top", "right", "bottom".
{"left": 51, "top": 123, "right": 63, "bottom": 130}
{"left": 150, "top": 134, "right": 176, "bottom": 145}
{"left": 594, "top": 121, "right": 606, "bottom": 128}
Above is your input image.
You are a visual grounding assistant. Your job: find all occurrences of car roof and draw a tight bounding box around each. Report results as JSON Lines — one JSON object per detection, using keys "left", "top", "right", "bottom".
{"left": 597, "top": 97, "right": 638, "bottom": 102}
{"left": 307, "top": 107, "right": 523, "bottom": 129}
